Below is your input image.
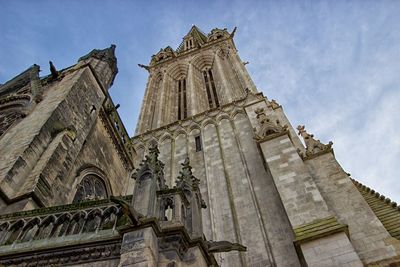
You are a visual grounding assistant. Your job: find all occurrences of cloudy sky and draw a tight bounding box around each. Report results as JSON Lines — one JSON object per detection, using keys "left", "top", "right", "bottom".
{"left": 1, "top": 0, "right": 399, "bottom": 203}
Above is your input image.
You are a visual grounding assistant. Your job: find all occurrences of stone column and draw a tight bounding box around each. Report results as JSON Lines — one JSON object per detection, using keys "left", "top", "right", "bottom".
{"left": 156, "top": 71, "right": 167, "bottom": 128}
{"left": 214, "top": 51, "right": 232, "bottom": 103}
{"left": 187, "top": 62, "right": 197, "bottom": 116}
{"left": 118, "top": 227, "right": 159, "bottom": 267}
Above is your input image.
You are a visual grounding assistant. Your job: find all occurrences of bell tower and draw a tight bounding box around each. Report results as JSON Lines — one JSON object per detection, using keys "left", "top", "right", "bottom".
{"left": 132, "top": 26, "right": 400, "bottom": 267}
{"left": 135, "top": 26, "right": 256, "bottom": 134}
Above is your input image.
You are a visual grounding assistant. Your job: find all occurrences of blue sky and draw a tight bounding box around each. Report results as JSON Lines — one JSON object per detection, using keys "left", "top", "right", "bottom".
{"left": 1, "top": 0, "right": 399, "bottom": 203}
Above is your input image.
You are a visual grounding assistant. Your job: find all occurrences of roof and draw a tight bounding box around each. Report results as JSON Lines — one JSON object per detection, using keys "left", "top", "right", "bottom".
{"left": 352, "top": 179, "right": 400, "bottom": 240}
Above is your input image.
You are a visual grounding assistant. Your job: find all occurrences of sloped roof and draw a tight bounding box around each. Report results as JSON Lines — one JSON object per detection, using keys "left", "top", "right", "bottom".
{"left": 352, "top": 179, "right": 400, "bottom": 240}
{"left": 176, "top": 25, "right": 208, "bottom": 52}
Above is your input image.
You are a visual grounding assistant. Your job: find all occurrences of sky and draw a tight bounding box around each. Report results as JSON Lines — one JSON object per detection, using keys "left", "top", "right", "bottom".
{"left": 0, "top": 0, "right": 399, "bottom": 203}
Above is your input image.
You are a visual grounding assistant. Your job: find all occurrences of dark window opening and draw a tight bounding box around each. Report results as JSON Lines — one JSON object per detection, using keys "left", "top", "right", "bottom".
{"left": 195, "top": 136, "right": 202, "bottom": 152}
{"left": 177, "top": 78, "right": 187, "bottom": 120}
{"left": 203, "top": 69, "right": 219, "bottom": 108}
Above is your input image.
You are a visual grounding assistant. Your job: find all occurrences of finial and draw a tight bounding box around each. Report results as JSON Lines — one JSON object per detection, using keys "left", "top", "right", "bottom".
{"left": 230, "top": 27, "right": 237, "bottom": 38}
{"left": 297, "top": 125, "right": 333, "bottom": 157}
{"left": 49, "top": 61, "right": 58, "bottom": 79}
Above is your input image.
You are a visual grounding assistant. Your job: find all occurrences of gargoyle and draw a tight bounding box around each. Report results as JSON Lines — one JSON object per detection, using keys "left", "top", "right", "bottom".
{"left": 138, "top": 64, "right": 150, "bottom": 71}
{"left": 110, "top": 196, "right": 144, "bottom": 226}
{"left": 206, "top": 240, "right": 247, "bottom": 253}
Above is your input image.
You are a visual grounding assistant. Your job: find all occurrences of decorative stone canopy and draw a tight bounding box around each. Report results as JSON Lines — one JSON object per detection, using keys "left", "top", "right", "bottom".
{"left": 297, "top": 125, "right": 333, "bottom": 158}
{"left": 253, "top": 107, "right": 287, "bottom": 141}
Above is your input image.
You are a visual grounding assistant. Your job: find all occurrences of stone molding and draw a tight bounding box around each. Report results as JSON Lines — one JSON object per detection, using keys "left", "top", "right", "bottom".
{"left": 0, "top": 239, "right": 121, "bottom": 266}
{"left": 131, "top": 92, "right": 265, "bottom": 147}
{"left": 293, "top": 216, "right": 349, "bottom": 245}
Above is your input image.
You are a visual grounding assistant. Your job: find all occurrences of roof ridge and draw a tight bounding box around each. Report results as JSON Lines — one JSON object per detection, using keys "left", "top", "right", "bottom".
{"left": 351, "top": 178, "right": 400, "bottom": 240}
{"left": 351, "top": 178, "right": 399, "bottom": 210}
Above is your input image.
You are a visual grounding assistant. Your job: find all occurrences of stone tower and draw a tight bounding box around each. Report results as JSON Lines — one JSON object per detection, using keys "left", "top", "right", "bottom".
{"left": 132, "top": 26, "right": 400, "bottom": 266}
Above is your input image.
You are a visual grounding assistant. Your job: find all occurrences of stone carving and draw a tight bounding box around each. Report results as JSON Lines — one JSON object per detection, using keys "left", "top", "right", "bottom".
{"left": 267, "top": 99, "right": 280, "bottom": 109}
{"left": 0, "top": 242, "right": 121, "bottom": 266}
{"left": 207, "top": 28, "right": 229, "bottom": 42}
{"left": 0, "top": 203, "right": 122, "bottom": 246}
{"left": 175, "top": 158, "right": 206, "bottom": 209}
{"left": 133, "top": 143, "right": 167, "bottom": 190}
{"left": 49, "top": 61, "right": 59, "bottom": 79}
{"left": 138, "top": 63, "right": 150, "bottom": 71}
{"left": 110, "top": 196, "right": 143, "bottom": 226}
{"left": 253, "top": 108, "right": 287, "bottom": 140}
{"left": 297, "top": 125, "right": 333, "bottom": 157}
{"left": 206, "top": 240, "right": 247, "bottom": 253}
{"left": 150, "top": 46, "right": 176, "bottom": 65}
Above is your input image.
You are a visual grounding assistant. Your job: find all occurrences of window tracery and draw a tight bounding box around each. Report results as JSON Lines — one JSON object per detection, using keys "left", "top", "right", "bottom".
{"left": 202, "top": 68, "right": 219, "bottom": 108}
{"left": 73, "top": 175, "right": 108, "bottom": 203}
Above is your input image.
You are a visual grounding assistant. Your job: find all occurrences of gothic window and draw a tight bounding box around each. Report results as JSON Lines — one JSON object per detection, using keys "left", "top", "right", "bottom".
{"left": 195, "top": 136, "right": 202, "bottom": 152}
{"left": 177, "top": 77, "right": 187, "bottom": 120}
{"left": 202, "top": 69, "right": 219, "bottom": 108}
{"left": 73, "top": 175, "right": 108, "bottom": 203}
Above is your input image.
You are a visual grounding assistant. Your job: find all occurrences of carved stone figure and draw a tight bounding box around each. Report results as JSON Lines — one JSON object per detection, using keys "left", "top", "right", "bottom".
{"left": 297, "top": 125, "right": 333, "bottom": 157}
{"left": 253, "top": 108, "right": 287, "bottom": 140}
{"left": 110, "top": 196, "right": 143, "bottom": 226}
{"left": 206, "top": 240, "right": 247, "bottom": 253}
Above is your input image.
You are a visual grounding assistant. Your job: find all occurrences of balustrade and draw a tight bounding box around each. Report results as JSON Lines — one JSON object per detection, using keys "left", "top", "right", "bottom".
{"left": 0, "top": 204, "right": 121, "bottom": 246}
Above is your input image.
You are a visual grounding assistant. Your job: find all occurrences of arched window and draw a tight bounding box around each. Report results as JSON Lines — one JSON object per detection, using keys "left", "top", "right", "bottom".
{"left": 203, "top": 68, "right": 219, "bottom": 108}
{"left": 177, "top": 77, "right": 187, "bottom": 120}
{"left": 73, "top": 175, "right": 108, "bottom": 203}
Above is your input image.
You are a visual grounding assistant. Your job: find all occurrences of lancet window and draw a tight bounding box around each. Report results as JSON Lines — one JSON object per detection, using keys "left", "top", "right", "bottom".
{"left": 177, "top": 77, "right": 187, "bottom": 120}
{"left": 149, "top": 75, "right": 162, "bottom": 128}
{"left": 73, "top": 175, "right": 108, "bottom": 203}
{"left": 203, "top": 68, "right": 219, "bottom": 108}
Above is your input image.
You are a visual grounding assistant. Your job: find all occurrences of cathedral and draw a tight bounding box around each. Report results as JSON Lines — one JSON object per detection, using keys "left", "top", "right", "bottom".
{"left": 0, "top": 26, "right": 399, "bottom": 266}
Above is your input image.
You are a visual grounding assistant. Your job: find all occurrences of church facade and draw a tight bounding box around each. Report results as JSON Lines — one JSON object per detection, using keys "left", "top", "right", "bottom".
{"left": 0, "top": 26, "right": 399, "bottom": 266}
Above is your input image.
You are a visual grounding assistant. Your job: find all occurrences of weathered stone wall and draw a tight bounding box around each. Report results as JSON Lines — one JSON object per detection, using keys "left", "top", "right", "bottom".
{"left": 131, "top": 94, "right": 301, "bottom": 267}
{"left": 306, "top": 152, "right": 400, "bottom": 264}
{"left": 63, "top": 115, "right": 131, "bottom": 202}
{"left": 0, "top": 55, "right": 132, "bottom": 213}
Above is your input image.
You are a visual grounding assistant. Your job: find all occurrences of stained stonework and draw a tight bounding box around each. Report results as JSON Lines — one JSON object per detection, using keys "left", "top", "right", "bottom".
{"left": 1, "top": 25, "right": 400, "bottom": 267}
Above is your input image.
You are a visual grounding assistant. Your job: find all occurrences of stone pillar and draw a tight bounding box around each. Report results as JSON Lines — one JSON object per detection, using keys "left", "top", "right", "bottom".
{"left": 156, "top": 71, "right": 167, "bottom": 128}
{"left": 187, "top": 62, "right": 197, "bottom": 116}
{"left": 214, "top": 51, "right": 232, "bottom": 103}
{"left": 118, "top": 227, "right": 159, "bottom": 267}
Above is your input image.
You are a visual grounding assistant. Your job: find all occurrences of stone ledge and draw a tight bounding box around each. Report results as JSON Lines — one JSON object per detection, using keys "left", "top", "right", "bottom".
{"left": 293, "top": 216, "right": 348, "bottom": 245}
